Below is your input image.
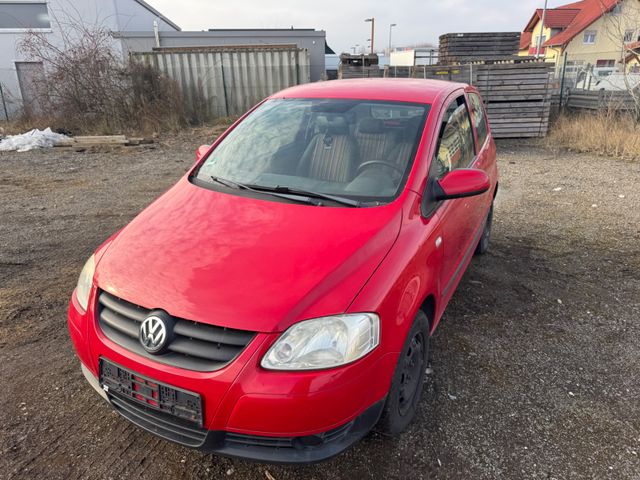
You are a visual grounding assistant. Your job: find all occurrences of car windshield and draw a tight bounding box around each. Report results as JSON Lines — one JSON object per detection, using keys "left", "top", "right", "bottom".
{"left": 195, "top": 98, "right": 430, "bottom": 205}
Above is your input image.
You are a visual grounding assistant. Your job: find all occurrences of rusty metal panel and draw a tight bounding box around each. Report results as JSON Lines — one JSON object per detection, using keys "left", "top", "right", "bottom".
{"left": 131, "top": 47, "right": 310, "bottom": 120}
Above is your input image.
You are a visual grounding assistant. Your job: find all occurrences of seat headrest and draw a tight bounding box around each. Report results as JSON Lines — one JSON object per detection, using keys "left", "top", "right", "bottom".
{"left": 399, "top": 116, "right": 423, "bottom": 141}
{"left": 318, "top": 116, "right": 349, "bottom": 135}
{"left": 357, "top": 117, "right": 385, "bottom": 134}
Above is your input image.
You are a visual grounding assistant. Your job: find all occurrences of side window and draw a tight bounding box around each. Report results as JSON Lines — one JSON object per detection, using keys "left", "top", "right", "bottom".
{"left": 468, "top": 93, "right": 488, "bottom": 149}
{"left": 433, "top": 96, "right": 475, "bottom": 180}
{"left": 422, "top": 96, "right": 475, "bottom": 217}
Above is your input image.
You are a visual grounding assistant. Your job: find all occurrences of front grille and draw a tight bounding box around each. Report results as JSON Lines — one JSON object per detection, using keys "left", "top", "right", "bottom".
{"left": 97, "top": 291, "right": 256, "bottom": 372}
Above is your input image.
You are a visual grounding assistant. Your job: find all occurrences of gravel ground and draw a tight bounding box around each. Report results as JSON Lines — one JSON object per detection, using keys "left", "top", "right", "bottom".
{"left": 1, "top": 131, "right": 639, "bottom": 480}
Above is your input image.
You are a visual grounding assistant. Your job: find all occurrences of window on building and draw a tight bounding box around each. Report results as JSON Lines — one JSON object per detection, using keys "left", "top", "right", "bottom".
{"left": 583, "top": 30, "right": 597, "bottom": 44}
{"left": 596, "top": 59, "right": 615, "bottom": 68}
{"left": 611, "top": 3, "right": 623, "bottom": 15}
{"left": 0, "top": 3, "right": 50, "bottom": 29}
{"left": 565, "top": 60, "right": 585, "bottom": 75}
{"left": 535, "top": 35, "right": 547, "bottom": 46}
{"left": 624, "top": 29, "right": 635, "bottom": 43}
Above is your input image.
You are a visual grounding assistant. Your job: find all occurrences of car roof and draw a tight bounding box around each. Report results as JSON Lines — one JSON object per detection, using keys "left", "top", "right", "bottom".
{"left": 270, "top": 78, "right": 468, "bottom": 105}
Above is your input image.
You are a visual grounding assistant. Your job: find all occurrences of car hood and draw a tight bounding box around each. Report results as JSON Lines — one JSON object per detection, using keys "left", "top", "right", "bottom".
{"left": 95, "top": 178, "right": 403, "bottom": 333}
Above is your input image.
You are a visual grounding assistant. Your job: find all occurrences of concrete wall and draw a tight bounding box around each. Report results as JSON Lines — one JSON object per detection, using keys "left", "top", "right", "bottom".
{"left": 118, "top": 30, "right": 327, "bottom": 81}
{"left": 0, "top": 0, "right": 179, "bottom": 118}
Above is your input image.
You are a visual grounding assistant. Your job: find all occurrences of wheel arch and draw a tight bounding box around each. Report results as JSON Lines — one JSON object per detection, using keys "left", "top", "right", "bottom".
{"left": 419, "top": 294, "right": 436, "bottom": 333}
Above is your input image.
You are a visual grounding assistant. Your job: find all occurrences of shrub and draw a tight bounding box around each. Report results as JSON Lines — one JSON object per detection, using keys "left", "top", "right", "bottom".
{"left": 16, "top": 23, "right": 187, "bottom": 135}
{"left": 547, "top": 111, "right": 640, "bottom": 161}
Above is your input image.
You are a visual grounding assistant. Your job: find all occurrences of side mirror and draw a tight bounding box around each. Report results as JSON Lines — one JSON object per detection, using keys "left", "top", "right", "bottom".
{"left": 196, "top": 145, "right": 211, "bottom": 162}
{"left": 434, "top": 168, "right": 490, "bottom": 201}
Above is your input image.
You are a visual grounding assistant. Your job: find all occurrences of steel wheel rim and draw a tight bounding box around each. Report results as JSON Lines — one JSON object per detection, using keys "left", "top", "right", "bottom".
{"left": 397, "top": 332, "right": 425, "bottom": 416}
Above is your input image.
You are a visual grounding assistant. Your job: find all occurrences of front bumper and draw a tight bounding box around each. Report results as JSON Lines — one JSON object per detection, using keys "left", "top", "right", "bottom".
{"left": 69, "top": 291, "right": 396, "bottom": 463}
{"left": 81, "top": 362, "right": 384, "bottom": 463}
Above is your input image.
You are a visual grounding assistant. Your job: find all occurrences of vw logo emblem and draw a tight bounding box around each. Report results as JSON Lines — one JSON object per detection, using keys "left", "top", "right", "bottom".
{"left": 139, "top": 315, "right": 169, "bottom": 354}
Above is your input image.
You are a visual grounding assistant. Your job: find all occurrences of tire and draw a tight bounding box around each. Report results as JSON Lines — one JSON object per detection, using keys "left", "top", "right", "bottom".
{"left": 377, "top": 310, "right": 430, "bottom": 435}
{"left": 474, "top": 202, "right": 494, "bottom": 256}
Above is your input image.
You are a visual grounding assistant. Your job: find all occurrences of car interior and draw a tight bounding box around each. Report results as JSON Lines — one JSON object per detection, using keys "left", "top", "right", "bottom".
{"left": 198, "top": 100, "right": 429, "bottom": 201}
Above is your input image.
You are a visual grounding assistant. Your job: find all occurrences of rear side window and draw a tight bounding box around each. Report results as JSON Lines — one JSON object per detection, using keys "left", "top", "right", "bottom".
{"left": 432, "top": 96, "right": 475, "bottom": 179}
{"left": 468, "top": 93, "right": 488, "bottom": 148}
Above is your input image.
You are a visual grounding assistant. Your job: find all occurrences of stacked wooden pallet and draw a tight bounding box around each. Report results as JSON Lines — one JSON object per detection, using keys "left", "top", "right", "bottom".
{"left": 55, "top": 135, "right": 154, "bottom": 150}
{"left": 439, "top": 32, "right": 520, "bottom": 65}
{"left": 475, "top": 63, "right": 554, "bottom": 138}
{"left": 338, "top": 65, "right": 383, "bottom": 79}
{"left": 407, "top": 62, "right": 554, "bottom": 138}
{"left": 338, "top": 53, "right": 383, "bottom": 80}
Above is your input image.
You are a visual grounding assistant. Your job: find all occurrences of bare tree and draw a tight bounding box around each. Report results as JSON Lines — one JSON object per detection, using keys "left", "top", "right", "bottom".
{"left": 17, "top": 10, "right": 186, "bottom": 133}
{"left": 601, "top": 0, "right": 640, "bottom": 121}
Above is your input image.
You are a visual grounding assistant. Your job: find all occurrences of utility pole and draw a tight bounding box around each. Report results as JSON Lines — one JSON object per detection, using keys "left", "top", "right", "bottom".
{"left": 388, "top": 23, "right": 397, "bottom": 55}
{"left": 536, "top": 0, "right": 549, "bottom": 59}
{"left": 365, "top": 18, "right": 375, "bottom": 54}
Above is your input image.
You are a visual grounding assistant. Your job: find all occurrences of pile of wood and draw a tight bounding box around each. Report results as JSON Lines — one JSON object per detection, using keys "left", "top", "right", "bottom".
{"left": 405, "top": 62, "right": 554, "bottom": 138}
{"left": 55, "top": 135, "right": 154, "bottom": 151}
{"left": 439, "top": 32, "right": 520, "bottom": 65}
{"left": 338, "top": 65, "right": 383, "bottom": 79}
{"left": 338, "top": 53, "right": 384, "bottom": 80}
{"left": 475, "top": 63, "right": 554, "bottom": 138}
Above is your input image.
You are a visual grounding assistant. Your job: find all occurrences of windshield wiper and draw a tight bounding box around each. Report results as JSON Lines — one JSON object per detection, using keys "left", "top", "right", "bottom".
{"left": 247, "top": 184, "right": 361, "bottom": 207}
{"left": 210, "top": 176, "right": 244, "bottom": 190}
{"left": 210, "top": 175, "right": 322, "bottom": 206}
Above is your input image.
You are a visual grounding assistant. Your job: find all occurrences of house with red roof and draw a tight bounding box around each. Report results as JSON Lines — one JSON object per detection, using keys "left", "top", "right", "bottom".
{"left": 518, "top": 0, "right": 640, "bottom": 75}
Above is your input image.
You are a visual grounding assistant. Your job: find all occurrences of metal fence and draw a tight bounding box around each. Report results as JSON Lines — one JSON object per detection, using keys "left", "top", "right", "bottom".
{"left": 552, "top": 51, "right": 639, "bottom": 112}
{"left": 131, "top": 46, "right": 311, "bottom": 120}
{"left": 565, "top": 89, "right": 635, "bottom": 110}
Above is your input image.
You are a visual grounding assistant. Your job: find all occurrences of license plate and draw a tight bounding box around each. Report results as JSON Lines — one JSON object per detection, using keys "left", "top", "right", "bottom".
{"left": 99, "top": 358, "right": 203, "bottom": 427}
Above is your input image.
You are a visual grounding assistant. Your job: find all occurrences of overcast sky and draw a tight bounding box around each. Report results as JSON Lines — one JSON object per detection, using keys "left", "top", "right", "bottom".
{"left": 149, "top": 0, "right": 569, "bottom": 53}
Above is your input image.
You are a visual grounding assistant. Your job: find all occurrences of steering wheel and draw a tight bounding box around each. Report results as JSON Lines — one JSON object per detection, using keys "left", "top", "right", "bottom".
{"left": 357, "top": 160, "right": 404, "bottom": 175}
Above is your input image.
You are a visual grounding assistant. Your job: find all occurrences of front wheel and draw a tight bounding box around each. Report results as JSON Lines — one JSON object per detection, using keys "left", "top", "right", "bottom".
{"left": 376, "top": 310, "right": 430, "bottom": 435}
{"left": 475, "top": 202, "right": 494, "bottom": 256}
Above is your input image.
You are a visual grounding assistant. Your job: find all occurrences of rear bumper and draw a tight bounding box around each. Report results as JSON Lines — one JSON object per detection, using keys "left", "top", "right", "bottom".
{"left": 81, "top": 362, "right": 383, "bottom": 463}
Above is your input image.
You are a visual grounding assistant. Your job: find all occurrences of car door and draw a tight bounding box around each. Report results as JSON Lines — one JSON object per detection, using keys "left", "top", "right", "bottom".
{"left": 466, "top": 90, "right": 496, "bottom": 216}
{"left": 421, "top": 93, "right": 480, "bottom": 304}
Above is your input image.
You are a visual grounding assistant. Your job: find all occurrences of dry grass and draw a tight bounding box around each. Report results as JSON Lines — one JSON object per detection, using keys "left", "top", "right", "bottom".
{"left": 547, "top": 112, "right": 640, "bottom": 161}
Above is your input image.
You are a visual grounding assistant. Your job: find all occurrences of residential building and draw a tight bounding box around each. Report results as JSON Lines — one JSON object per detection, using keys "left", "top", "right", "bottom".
{"left": 518, "top": 0, "right": 640, "bottom": 76}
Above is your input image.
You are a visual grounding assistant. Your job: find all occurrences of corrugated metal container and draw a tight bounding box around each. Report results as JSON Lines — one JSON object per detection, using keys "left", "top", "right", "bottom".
{"left": 131, "top": 47, "right": 311, "bottom": 119}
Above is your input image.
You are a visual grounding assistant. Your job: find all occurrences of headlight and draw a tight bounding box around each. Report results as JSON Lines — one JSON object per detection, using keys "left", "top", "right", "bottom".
{"left": 75, "top": 254, "right": 95, "bottom": 311}
{"left": 261, "top": 313, "right": 380, "bottom": 371}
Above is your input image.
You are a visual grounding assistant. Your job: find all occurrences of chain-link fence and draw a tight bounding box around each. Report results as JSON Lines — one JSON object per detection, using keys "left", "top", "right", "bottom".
{"left": 553, "top": 51, "right": 639, "bottom": 112}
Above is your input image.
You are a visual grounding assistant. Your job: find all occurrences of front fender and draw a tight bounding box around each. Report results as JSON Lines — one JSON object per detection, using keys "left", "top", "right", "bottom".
{"left": 347, "top": 191, "right": 443, "bottom": 354}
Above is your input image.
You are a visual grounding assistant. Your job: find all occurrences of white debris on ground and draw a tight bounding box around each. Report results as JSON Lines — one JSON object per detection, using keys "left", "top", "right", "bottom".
{"left": 0, "top": 128, "right": 70, "bottom": 153}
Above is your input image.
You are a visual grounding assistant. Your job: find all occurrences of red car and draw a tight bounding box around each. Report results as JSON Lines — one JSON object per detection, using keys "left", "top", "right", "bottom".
{"left": 68, "top": 78, "right": 498, "bottom": 463}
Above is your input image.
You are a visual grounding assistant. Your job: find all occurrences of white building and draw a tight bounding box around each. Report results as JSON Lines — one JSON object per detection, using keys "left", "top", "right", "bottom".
{"left": 0, "top": 0, "right": 179, "bottom": 117}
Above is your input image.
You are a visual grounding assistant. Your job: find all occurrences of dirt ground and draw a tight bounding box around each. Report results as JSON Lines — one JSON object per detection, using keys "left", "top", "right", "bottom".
{"left": 1, "top": 130, "right": 639, "bottom": 480}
